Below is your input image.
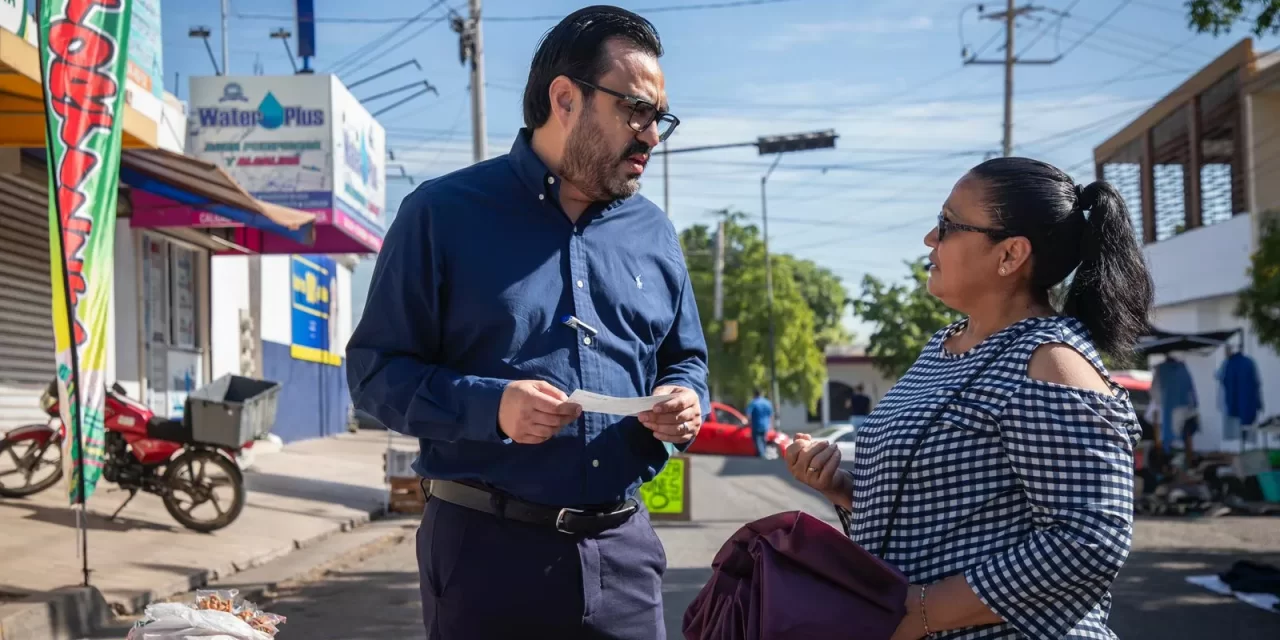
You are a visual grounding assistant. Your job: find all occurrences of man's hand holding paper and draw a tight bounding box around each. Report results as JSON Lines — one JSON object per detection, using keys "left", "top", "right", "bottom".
{"left": 638, "top": 385, "right": 702, "bottom": 444}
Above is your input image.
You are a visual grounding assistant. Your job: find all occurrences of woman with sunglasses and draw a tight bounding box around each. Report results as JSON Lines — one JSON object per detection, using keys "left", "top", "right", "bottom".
{"left": 786, "top": 157, "right": 1153, "bottom": 639}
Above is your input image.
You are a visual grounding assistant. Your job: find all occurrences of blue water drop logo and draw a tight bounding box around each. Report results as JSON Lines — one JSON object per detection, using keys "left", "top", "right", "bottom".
{"left": 258, "top": 92, "right": 285, "bottom": 129}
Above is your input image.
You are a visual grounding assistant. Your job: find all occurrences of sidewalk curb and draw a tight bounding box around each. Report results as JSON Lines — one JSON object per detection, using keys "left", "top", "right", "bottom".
{"left": 0, "top": 504, "right": 391, "bottom": 640}
{"left": 112, "top": 505, "right": 387, "bottom": 616}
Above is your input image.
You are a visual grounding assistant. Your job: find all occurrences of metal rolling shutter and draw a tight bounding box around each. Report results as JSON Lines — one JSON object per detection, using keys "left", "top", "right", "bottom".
{"left": 0, "top": 172, "right": 53, "bottom": 433}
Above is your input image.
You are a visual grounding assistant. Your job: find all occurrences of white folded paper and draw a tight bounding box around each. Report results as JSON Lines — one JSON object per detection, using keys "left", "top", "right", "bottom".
{"left": 566, "top": 389, "right": 677, "bottom": 416}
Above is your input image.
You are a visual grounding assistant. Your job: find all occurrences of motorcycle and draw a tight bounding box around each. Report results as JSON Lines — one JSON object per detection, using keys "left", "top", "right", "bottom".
{"left": 0, "top": 379, "right": 248, "bottom": 532}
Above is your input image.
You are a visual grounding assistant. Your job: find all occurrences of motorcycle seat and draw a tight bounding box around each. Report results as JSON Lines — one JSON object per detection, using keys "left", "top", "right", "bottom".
{"left": 147, "top": 418, "right": 195, "bottom": 444}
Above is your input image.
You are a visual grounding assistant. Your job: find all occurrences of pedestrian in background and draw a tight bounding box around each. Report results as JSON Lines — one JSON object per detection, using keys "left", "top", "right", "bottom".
{"left": 849, "top": 383, "right": 871, "bottom": 417}
{"left": 746, "top": 389, "right": 773, "bottom": 458}
{"left": 786, "top": 157, "right": 1152, "bottom": 639}
{"left": 346, "top": 6, "right": 709, "bottom": 639}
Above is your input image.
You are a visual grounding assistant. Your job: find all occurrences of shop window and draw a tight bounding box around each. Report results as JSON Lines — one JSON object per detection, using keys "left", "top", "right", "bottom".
{"left": 141, "top": 233, "right": 204, "bottom": 418}
{"left": 1152, "top": 105, "right": 1190, "bottom": 242}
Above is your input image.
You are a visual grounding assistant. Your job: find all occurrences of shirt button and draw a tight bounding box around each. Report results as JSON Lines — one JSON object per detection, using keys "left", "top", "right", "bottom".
{"left": 576, "top": 280, "right": 584, "bottom": 288}
{"left": 592, "top": 459, "right": 600, "bottom": 468}
{"left": 583, "top": 336, "right": 592, "bottom": 345}
{"left": 547, "top": 176, "right": 556, "bottom": 185}
{"left": 538, "top": 194, "right": 545, "bottom": 201}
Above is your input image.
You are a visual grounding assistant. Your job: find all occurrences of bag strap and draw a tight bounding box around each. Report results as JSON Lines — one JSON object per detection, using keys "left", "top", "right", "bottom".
{"left": 875, "top": 325, "right": 1027, "bottom": 559}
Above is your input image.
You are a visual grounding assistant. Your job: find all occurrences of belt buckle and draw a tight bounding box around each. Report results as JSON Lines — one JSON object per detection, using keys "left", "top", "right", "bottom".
{"left": 555, "top": 507, "right": 586, "bottom": 534}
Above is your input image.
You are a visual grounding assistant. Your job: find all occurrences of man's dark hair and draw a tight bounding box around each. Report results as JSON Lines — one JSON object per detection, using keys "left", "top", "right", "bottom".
{"left": 522, "top": 5, "right": 663, "bottom": 129}
{"left": 753, "top": 389, "right": 762, "bottom": 397}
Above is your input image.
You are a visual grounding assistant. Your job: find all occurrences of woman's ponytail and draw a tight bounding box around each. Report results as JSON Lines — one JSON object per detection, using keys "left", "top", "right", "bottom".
{"left": 1062, "top": 181, "right": 1154, "bottom": 355}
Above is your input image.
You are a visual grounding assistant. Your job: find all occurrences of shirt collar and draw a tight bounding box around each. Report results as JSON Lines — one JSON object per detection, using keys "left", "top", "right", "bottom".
{"left": 508, "top": 128, "right": 561, "bottom": 203}
{"left": 507, "top": 128, "right": 630, "bottom": 215}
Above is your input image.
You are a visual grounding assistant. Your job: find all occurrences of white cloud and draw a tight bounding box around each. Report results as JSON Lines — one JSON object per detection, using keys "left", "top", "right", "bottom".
{"left": 755, "top": 16, "right": 935, "bottom": 52}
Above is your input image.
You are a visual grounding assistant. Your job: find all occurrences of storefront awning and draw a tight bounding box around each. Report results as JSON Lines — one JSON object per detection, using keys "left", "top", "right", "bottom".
{"left": 121, "top": 149, "right": 317, "bottom": 245}
{"left": 1135, "top": 327, "right": 1243, "bottom": 355}
{"left": 0, "top": 28, "right": 157, "bottom": 149}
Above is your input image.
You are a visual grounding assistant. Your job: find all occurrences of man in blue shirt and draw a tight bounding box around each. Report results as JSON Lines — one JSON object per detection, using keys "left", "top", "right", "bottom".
{"left": 346, "top": 6, "right": 709, "bottom": 640}
{"left": 746, "top": 389, "right": 774, "bottom": 458}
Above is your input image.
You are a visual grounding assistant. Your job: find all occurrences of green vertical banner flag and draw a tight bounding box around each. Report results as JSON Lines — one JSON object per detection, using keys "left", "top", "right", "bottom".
{"left": 38, "top": 0, "right": 132, "bottom": 505}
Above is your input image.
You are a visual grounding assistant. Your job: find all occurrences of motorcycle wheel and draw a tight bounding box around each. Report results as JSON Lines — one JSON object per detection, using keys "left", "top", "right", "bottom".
{"left": 0, "top": 426, "right": 64, "bottom": 498}
{"left": 162, "top": 449, "right": 246, "bottom": 533}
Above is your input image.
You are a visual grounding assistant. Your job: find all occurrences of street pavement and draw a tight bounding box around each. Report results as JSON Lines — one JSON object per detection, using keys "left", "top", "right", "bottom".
{"left": 256, "top": 455, "right": 1280, "bottom": 639}
{"left": 0, "top": 430, "right": 415, "bottom": 615}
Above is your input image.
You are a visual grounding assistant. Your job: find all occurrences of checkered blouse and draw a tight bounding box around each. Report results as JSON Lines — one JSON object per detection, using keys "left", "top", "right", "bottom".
{"left": 845, "top": 316, "right": 1140, "bottom": 639}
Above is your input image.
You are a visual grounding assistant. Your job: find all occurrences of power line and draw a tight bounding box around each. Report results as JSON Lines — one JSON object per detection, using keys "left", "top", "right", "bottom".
{"left": 670, "top": 70, "right": 1187, "bottom": 113}
{"left": 486, "top": 0, "right": 797, "bottom": 21}
{"left": 1014, "top": 0, "right": 1078, "bottom": 57}
{"left": 1058, "top": 0, "right": 1133, "bottom": 59}
{"left": 238, "top": 0, "right": 795, "bottom": 24}
{"left": 1130, "top": 0, "right": 1184, "bottom": 17}
{"left": 1055, "top": 19, "right": 1203, "bottom": 68}
{"left": 325, "top": 1, "right": 451, "bottom": 75}
{"left": 338, "top": 15, "right": 453, "bottom": 79}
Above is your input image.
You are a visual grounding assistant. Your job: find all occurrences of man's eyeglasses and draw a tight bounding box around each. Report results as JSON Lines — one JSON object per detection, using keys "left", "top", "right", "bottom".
{"left": 936, "top": 211, "right": 1010, "bottom": 242}
{"left": 570, "top": 77, "right": 679, "bottom": 142}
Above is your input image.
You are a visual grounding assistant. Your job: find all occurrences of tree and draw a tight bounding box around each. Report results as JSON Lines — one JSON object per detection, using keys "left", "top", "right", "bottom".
{"left": 852, "top": 257, "right": 962, "bottom": 378}
{"left": 1237, "top": 218, "right": 1280, "bottom": 350}
{"left": 776, "top": 254, "right": 853, "bottom": 352}
{"left": 1188, "top": 0, "right": 1280, "bottom": 35}
{"left": 680, "top": 211, "right": 830, "bottom": 410}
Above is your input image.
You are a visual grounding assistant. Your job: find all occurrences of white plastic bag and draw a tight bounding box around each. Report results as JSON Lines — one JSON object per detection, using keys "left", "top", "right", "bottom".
{"left": 127, "top": 603, "right": 273, "bottom": 640}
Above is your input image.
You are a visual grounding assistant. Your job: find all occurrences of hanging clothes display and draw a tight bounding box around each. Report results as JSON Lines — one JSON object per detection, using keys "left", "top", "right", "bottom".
{"left": 1218, "top": 351, "right": 1263, "bottom": 440}
{"left": 1153, "top": 356, "right": 1198, "bottom": 452}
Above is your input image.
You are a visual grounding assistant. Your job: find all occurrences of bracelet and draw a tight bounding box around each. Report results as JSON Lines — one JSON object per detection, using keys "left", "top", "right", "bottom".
{"left": 920, "top": 584, "right": 933, "bottom": 637}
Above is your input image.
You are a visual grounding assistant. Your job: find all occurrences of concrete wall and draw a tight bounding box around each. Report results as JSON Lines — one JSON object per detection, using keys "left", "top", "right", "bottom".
{"left": 1142, "top": 214, "right": 1252, "bottom": 308}
{"left": 1251, "top": 92, "right": 1280, "bottom": 214}
{"left": 336, "top": 260, "right": 352, "bottom": 357}
{"left": 250, "top": 254, "right": 353, "bottom": 443}
{"left": 111, "top": 222, "right": 136, "bottom": 397}
{"left": 210, "top": 254, "right": 250, "bottom": 380}
{"left": 1150, "top": 294, "right": 1280, "bottom": 452}
{"left": 778, "top": 359, "right": 897, "bottom": 432}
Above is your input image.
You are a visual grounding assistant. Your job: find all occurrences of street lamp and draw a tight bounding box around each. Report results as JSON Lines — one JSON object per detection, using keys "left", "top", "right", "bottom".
{"left": 188, "top": 26, "right": 220, "bottom": 76}
{"left": 758, "top": 129, "right": 838, "bottom": 409}
{"left": 270, "top": 28, "right": 299, "bottom": 74}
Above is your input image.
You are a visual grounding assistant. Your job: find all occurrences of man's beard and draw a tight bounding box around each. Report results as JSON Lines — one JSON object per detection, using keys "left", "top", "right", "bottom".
{"left": 561, "top": 112, "right": 650, "bottom": 201}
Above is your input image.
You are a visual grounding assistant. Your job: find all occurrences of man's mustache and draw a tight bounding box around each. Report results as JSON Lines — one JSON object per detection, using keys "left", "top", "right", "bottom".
{"left": 621, "top": 141, "right": 651, "bottom": 161}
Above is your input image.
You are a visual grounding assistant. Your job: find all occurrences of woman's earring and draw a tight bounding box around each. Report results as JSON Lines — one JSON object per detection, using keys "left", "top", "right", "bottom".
{"left": 998, "top": 267, "right": 1007, "bottom": 276}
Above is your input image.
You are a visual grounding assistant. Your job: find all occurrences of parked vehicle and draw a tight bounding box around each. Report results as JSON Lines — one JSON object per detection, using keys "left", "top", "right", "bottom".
{"left": 807, "top": 423, "right": 859, "bottom": 460}
{"left": 0, "top": 377, "right": 272, "bottom": 532}
{"left": 686, "top": 401, "right": 793, "bottom": 460}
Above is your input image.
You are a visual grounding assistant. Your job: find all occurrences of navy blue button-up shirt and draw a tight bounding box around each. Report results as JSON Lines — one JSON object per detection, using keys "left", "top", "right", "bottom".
{"left": 347, "top": 130, "right": 710, "bottom": 508}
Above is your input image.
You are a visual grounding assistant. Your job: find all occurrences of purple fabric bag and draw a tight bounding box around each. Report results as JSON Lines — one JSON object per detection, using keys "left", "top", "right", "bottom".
{"left": 682, "top": 510, "right": 907, "bottom": 640}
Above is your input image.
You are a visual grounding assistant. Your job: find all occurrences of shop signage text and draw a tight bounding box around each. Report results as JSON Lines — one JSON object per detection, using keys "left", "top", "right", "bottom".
{"left": 196, "top": 83, "right": 325, "bottom": 129}
{"left": 45, "top": 0, "right": 125, "bottom": 344}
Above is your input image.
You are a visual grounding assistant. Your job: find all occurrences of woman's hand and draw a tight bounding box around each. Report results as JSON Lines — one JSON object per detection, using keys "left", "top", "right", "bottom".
{"left": 784, "top": 434, "right": 851, "bottom": 508}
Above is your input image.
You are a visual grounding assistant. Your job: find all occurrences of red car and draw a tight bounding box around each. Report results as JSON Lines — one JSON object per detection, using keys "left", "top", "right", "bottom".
{"left": 687, "top": 401, "right": 793, "bottom": 460}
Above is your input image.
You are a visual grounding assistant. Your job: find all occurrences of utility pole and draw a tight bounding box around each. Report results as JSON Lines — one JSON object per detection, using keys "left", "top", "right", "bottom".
{"left": 1002, "top": 0, "right": 1014, "bottom": 157}
{"left": 756, "top": 130, "right": 837, "bottom": 410}
{"left": 964, "top": 2, "right": 1063, "bottom": 157}
{"left": 451, "top": 1, "right": 487, "bottom": 163}
{"left": 663, "top": 141, "right": 670, "bottom": 215}
{"left": 761, "top": 156, "right": 781, "bottom": 410}
{"left": 712, "top": 216, "right": 725, "bottom": 401}
{"left": 221, "top": 0, "right": 230, "bottom": 76}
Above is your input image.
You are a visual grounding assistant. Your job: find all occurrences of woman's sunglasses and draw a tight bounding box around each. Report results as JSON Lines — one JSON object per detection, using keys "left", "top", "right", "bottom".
{"left": 935, "top": 212, "right": 1011, "bottom": 242}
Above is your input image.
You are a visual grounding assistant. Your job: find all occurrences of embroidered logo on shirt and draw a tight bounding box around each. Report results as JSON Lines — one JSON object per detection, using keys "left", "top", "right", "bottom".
{"left": 635, "top": 274, "right": 643, "bottom": 289}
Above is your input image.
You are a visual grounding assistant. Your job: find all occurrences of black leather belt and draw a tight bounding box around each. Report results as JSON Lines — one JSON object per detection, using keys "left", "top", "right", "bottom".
{"left": 426, "top": 479, "right": 640, "bottom": 535}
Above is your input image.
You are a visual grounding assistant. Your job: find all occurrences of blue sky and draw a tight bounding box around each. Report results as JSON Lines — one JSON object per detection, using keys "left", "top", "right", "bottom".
{"left": 161, "top": 0, "right": 1278, "bottom": 339}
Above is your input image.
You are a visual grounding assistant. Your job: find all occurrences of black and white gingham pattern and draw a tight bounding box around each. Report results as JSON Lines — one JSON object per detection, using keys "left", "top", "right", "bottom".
{"left": 849, "top": 316, "right": 1140, "bottom": 639}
